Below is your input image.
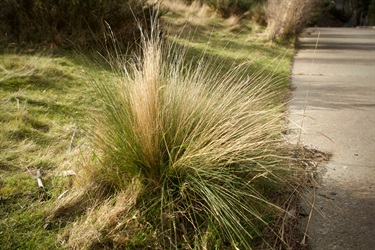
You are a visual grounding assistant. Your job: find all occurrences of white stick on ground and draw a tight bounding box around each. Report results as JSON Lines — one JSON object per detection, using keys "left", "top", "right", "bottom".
{"left": 37, "top": 169, "right": 44, "bottom": 189}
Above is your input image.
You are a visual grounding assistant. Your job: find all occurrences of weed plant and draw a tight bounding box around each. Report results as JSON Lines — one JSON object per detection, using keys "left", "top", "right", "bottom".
{"left": 50, "top": 16, "right": 304, "bottom": 249}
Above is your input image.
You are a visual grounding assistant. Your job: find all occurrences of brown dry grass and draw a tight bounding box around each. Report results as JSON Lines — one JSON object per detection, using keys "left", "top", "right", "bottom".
{"left": 57, "top": 180, "right": 142, "bottom": 249}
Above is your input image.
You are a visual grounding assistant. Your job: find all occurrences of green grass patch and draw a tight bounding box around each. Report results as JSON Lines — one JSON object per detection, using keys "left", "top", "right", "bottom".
{"left": 0, "top": 53, "right": 99, "bottom": 249}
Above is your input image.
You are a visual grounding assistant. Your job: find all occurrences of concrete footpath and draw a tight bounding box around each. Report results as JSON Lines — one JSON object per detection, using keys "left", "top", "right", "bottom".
{"left": 288, "top": 27, "right": 375, "bottom": 249}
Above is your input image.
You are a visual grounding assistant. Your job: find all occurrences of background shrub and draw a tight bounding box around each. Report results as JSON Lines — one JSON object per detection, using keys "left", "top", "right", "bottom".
{"left": 370, "top": 0, "right": 375, "bottom": 25}
{"left": 335, "top": 0, "right": 373, "bottom": 26}
{"left": 0, "top": 0, "right": 149, "bottom": 50}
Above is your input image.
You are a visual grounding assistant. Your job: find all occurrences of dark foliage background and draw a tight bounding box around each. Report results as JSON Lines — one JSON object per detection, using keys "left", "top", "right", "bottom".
{"left": 0, "top": 0, "right": 150, "bottom": 50}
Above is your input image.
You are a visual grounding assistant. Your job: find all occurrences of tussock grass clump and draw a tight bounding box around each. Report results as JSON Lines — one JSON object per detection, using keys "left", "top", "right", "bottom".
{"left": 53, "top": 19, "right": 302, "bottom": 249}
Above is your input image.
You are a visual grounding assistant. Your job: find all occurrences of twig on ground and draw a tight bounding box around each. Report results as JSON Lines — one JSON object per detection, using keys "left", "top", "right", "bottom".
{"left": 37, "top": 169, "right": 45, "bottom": 189}
{"left": 58, "top": 190, "right": 69, "bottom": 200}
{"left": 16, "top": 98, "right": 20, "bottom": 111}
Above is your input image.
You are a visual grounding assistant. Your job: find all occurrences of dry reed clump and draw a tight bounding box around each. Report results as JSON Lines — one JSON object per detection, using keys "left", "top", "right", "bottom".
{"left": 224, "top": 15, "right": 244, "bottom": 31}
{"left": 162, "top": 0, "right": 215, "bottom": 17}
{"left": 162, "top": 0, "right": 216, "bottom": 27}
{"left": 265, "top": 0, "right": 320, "bottom": 40}
{"left": 51, "top": 16, "right": 305, "bottom": 249}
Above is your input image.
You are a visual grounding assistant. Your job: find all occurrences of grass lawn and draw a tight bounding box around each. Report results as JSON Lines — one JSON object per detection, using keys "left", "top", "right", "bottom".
{"left": 0, "top": 52, "right": 98, "bottom": 249}
{"left": 0, "top": 3, "right": 300, "bottom": 249}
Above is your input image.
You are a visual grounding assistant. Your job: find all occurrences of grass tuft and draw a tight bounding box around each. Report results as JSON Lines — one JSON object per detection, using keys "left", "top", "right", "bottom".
{"left": 52, "top": 16, "right": 304, "bottom": 249}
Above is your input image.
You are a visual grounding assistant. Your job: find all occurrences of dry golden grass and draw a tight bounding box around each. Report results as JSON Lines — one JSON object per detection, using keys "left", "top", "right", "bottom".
{"left": 59, "top": 180, "right": 142, "bottom": 249}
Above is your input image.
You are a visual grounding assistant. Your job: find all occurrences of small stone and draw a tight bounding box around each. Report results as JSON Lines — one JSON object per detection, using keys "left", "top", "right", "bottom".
{"left": 330, "top": 192, "right": 337, "bottom": 196}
